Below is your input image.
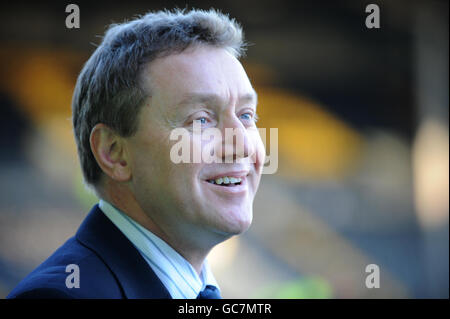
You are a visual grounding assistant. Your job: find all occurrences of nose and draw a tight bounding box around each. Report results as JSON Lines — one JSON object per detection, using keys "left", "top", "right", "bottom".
{"left": 216, "top": 114, "right": 255, "bottom": 163}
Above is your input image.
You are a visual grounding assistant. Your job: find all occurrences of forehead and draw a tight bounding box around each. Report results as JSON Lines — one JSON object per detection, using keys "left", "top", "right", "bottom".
{"left": 141, "top": 45, "right": 255, "bottom": 107}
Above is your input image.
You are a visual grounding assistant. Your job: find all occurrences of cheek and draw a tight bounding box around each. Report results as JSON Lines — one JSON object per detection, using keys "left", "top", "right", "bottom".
{"left": 192, "top": 135, "right": 203, "bottom": 162}
{"left": 129, "top": 131, "right": 173, "bottom": 185}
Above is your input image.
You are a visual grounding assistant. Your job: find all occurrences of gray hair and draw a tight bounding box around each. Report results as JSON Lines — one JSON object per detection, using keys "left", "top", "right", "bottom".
{"left": 72, "top": 8, "right": 246, "bottom": 188}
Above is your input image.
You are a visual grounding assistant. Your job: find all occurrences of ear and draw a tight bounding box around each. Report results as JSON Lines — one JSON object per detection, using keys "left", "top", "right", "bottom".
{"left": 90, "top": 123, "right": 131, "bottom": 183}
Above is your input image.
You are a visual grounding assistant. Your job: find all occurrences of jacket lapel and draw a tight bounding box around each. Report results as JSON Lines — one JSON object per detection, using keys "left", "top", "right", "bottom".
{"left": 75, "top": 204, "right": 172, "bottom": 299}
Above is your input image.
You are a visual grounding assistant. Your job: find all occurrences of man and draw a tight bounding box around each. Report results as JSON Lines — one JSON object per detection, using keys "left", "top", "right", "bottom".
{"left": 7, "top": 8, "right": 264, "bottom": 299}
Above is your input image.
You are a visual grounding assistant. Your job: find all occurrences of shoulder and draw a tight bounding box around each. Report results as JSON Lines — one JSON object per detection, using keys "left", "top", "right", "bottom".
{"left": 7, "top": 236, "right": 123, "bottom": 299}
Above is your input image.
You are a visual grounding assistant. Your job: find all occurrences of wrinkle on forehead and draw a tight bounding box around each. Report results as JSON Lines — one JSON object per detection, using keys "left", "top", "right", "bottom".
{"left": 150, "top": 47, "right": 249, "bottom": 87}
{"left": 176, "top": 91, "right": 257, "bottom": 108}
{"left": 140, "top": 45, "right": 256, "bottom": 121}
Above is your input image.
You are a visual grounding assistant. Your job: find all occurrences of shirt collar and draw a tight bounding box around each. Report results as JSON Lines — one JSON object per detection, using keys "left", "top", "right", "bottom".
{"left": 99, "top": 199, "right": 220, "bottom": 299}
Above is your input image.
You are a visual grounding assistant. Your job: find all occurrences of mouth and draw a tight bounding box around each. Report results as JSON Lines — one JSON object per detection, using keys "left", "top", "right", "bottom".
{"left": 202, "top": 171, "right": 249, "bottom": 193}
{"left": 203, "top": 171, "right": 249, "bottom": 187}
{"left": 206, "top": 176, "right": 243, "bottom": 187}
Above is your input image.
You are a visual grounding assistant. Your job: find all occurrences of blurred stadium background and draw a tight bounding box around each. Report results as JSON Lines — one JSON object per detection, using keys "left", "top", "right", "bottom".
{"left": 0, "top": 0, "right": 448, "bottom": 298}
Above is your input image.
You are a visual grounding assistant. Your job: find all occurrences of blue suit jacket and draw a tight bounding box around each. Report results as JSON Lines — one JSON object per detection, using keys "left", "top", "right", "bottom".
{"left": 7, "top": 205, "right": 172, "bottom": 299}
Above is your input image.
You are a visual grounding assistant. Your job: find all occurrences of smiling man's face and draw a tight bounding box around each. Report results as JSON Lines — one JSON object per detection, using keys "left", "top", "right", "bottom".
{"left": 126, "top": 45, "right": 265, "bottom": 246}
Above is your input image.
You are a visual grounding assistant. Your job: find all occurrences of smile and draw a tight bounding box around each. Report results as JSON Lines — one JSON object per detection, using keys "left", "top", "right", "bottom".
{"left": 206, "top": 176, "right": 242, "bottom": 187}
{"left": 202, "top": 171, "right": 249, "bottom": 194}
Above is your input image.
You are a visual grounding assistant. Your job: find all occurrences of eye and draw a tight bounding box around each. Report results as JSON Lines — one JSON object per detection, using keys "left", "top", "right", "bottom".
{"left": 195, "top": 117, "right": 208, "bottom": 124}
{"left": 239, "top": 112, "right": 258, "bottom": 123}
{"left": 190, "top": 113, "right": 215, "bottom": 127}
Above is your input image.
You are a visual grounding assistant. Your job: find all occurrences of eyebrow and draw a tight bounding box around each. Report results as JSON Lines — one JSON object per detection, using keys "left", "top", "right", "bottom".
{"left": 176, "top": 91, "right": 258, "bottom": 108}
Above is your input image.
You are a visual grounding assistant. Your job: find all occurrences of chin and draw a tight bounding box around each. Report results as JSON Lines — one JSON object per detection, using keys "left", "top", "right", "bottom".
{"left": 215, "top": 207, "right": 253, "bottom": 236}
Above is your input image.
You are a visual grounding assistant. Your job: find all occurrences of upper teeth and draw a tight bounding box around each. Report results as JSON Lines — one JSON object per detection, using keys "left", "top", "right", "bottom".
{"left": 210, "top": 177, "right": 242, "bottom": 185}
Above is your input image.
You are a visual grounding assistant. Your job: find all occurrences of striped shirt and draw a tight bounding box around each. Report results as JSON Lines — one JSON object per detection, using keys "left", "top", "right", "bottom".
{"left": 99, "top": 199, "right": 220, "bottom": 299}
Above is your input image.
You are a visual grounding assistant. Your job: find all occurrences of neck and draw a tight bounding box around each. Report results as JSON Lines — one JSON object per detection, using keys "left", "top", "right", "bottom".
{"left": 100, "top": 182, "right": 215, "bottom": 275}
